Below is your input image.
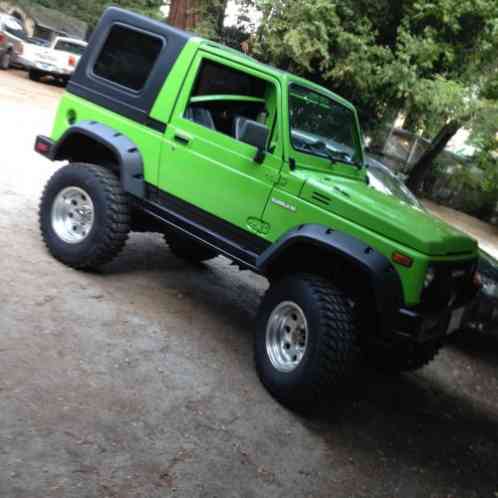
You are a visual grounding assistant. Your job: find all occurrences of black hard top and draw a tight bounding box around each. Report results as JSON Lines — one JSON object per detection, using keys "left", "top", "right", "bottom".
{"left": 67, "top": 7, "right": 193, "bottom": 128}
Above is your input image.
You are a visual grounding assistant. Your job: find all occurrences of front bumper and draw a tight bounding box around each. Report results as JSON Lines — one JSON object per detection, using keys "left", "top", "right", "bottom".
{"left": 13, "top": 55, "right": 34, "bottom": 69}
{"left": 394, "top": 307, "right": 453, "bottom": 343}
{"left": 32, "top": 60, "right": 72, "bottom": 76}
{"left": 391, "top": 257, "right": 481, "bottom": 343}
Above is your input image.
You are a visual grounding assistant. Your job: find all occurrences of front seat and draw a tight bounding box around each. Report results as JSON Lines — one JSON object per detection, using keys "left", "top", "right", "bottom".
{"left": 233, "top": 116, "right": 249, "bottom": 140}
{"left": 184, "top": 106, "right": 216, "bottom": 130}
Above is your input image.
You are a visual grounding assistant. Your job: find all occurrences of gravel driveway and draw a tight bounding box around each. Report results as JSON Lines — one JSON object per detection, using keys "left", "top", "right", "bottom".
{"left": 1, "top": 69, "right": 497, "bottom": 498}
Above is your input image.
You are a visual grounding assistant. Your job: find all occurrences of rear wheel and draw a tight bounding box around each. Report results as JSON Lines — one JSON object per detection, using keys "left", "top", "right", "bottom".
{"left": 0, "top": 51, "right": 11, "bottom": 70}
{"left": 39, "top": 163, "right": 130, "bottom": 270}
{"left": 164, "top": 233, "right": 218, "bottom": 263}
{"left": 255, "top": 274, "right": 358, "bottom": 411}
{"left": 29, "top": 69, "right": 42, "bottom": 81}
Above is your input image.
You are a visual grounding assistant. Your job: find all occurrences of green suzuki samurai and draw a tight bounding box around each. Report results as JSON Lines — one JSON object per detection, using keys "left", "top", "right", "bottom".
{"left": 35, "top": 7, "right": 480, "bottom": 410}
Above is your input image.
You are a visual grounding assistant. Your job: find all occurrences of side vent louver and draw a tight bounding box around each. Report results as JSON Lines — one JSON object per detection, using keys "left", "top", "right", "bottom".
{"left": 311, "top": 191, "right": 331, "bottom": 207}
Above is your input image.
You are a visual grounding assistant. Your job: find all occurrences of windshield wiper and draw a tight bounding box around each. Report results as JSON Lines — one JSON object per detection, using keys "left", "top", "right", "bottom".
{"left": 313, "top": 141, "right": 362, "bottom": 169}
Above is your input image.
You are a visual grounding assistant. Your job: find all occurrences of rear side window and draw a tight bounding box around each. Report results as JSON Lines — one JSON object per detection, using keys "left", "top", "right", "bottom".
{"left": 55, "top": 41, "right": 86, "bottom": 56}
{"left": 93, "top": 24, "right": 163, "bottom": 92}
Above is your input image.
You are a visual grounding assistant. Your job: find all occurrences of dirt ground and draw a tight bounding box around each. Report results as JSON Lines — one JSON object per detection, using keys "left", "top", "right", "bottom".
{"left": 1, "top": 69, "right": 498, "bottom": 498}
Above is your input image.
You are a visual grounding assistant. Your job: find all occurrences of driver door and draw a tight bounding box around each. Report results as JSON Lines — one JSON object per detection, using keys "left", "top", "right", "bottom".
{"left": 156, "top": 52, "right": 283, "bottom": 239}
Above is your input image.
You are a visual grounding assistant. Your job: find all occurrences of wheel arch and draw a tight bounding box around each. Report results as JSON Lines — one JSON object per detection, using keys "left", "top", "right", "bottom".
{"left": 51, "top": 121, "right": 145, "bottom": 198}
{"left": 257, "top": 224, "right": 404, "bottom": 335}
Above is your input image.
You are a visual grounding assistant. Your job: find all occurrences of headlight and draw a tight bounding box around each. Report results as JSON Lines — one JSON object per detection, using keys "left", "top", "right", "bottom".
{"left": 424, "top": 266, "right": 435, "bottom": 288}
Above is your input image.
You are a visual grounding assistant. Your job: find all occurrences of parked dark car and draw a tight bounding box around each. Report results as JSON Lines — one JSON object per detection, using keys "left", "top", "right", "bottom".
{"left": 366, "top": 156, "right": 498, "bottom": 336}
{"left": 462, "top": 250, "right": 498, "bottom": 334}
{"left": 366, "top": 155, "right": 424, "bottom": 209}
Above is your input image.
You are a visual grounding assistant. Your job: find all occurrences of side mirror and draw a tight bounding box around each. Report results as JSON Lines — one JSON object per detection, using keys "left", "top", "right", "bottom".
{"left": 235, "top": 117, "right": 269, "bottom": 164}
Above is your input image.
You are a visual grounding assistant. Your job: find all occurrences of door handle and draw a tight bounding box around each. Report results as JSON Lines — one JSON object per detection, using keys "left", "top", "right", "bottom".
{"left": 174, "top": 133, "right": 191, "bottom": 145}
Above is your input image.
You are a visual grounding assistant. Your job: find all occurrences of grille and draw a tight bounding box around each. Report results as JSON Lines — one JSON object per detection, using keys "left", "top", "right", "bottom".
{"left": 311, "top": 191, "right": 331, "bottom": 207}
{"left": 420, "top": 258, "right": 477, "bottom": 312}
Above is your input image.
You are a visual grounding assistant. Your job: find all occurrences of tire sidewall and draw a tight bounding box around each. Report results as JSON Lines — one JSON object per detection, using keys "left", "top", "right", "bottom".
{"left": 1, "top": 52, "right": 10, "bottom": 70}
{"left": 29, "top": 69, "right": 41, "bottom": 81}
{"left": 40, "top": 165, "right": 113, "bottom": 266}
{"left": 255, "top": 276, "right": 328, "bottom": 402}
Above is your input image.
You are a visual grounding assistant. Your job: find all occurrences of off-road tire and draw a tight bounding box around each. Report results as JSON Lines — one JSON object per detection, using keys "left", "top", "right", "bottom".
{"left": 164, "top": 233, "right": 218, "bottom": 263}
{"left": 255, "top": 273, "right": 358, "bottom": 411}
{"left": 365, "top": 340, "right": 442, "bottom": 374}
{"left": 0, "top": 51, "right": 11, "bottom": 70}
{"left": 29, "top": 69, "right": 42, "bottom": 81}
{"left": 39, "top": 163, "right": 130, "bottom": 270}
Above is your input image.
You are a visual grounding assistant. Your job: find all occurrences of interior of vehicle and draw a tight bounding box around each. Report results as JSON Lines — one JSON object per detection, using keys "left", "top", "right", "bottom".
{"left": 54, "top": 40, "right": 86, "bottom": 56}
{"left": 184, "top": 58, "right": 277, "bottom": 146}
{"left": 288, "top": 84, "right": 360, "bottom": 166}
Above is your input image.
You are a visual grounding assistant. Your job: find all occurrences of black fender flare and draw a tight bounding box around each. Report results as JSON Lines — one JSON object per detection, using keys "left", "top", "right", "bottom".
{"left": 50, "top": 121, "right": 145, "bottom": 198}
{"left": 256, "top": 224, "right": 403, "bottom": 333}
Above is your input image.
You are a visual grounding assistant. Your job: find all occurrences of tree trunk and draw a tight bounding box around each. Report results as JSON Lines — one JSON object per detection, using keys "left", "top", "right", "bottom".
{"left": 406, "top": 120, "right": 461, "bottom": 192}
{"left": 167, "top": 0, "right": 201, "bottom": 30}
{"left": 167, "top": 0, "right": 228, "bottom": 38}
{"left": 402, "top": 112, "right": 422, "bottom": 134}
{"left": 215, "top": 0, "right": 229, "bottom": 35}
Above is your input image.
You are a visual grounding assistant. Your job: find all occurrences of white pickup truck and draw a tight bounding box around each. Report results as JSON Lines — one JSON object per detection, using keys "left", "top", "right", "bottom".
{"left": 28, "top": 36, "right": 87, "bottom": 84}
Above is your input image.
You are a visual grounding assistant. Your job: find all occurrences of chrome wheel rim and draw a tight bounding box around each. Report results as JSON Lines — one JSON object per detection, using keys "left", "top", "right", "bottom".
{"left": 51, "top": 186, "right": 94, "bottom": 244}
{"left": 265, "top": 301, "right": 308, "bottom": 373}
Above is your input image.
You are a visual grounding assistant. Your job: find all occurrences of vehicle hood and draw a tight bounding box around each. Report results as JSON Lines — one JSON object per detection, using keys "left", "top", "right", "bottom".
{"left": 301, "top": 174, "right": 478, "bottom": 256}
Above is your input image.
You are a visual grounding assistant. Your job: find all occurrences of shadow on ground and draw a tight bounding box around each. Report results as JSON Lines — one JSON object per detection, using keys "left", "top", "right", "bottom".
{"left": 450, "top": 329, "right": 498, "bottom": 367}
{"left": 304, "top": 368, "right": 498, "bottom": 495}
{"left": 75, "top": 236, "right": 498, "bottom": 496}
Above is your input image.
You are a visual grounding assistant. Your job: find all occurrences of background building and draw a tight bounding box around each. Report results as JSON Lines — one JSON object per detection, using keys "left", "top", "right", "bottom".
{"left": 0, "top": 1, "right": 87, "bottom": 41}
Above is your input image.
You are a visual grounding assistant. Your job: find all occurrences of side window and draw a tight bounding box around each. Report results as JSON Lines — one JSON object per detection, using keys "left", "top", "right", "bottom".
{"left": 93, "top": 24, "right": 163, "bottom": 92}
{"left": 184, "top": 59, "right": 278, "bottom": 147}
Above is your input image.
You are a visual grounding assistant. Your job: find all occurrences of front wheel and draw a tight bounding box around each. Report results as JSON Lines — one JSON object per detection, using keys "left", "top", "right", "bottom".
{"left": 255, "top": 274, "right": 358, "bottom": 411}
{"left": 39, "top": 163, "right": 130, "bottom": 270}
{"left": 29, "top": 69, "right": 42, "bottom": 81}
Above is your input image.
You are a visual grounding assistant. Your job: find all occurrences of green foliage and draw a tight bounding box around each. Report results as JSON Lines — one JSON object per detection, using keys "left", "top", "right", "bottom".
{"left": 218, "top": 24, "right": 250, "bottom": 50}
{"left": 194, "top": 0, "right": 252, "bottom": 49}
{"left": 254, "top": 1, "right": 396, "bottom": 127}
{"left": 468, "top": 104, "right": 498, "bottom": 196}
{"left": 254, "top": 0, "right": 498, "bottom": 217}
{"left": 33, "top": 0, "right": 163, "bottom": 31}
{"left": 188, "top": 0, "right": 227, "bottom": 39}
{"left": 254, "top": 0, "right": 498, "bottom": 133}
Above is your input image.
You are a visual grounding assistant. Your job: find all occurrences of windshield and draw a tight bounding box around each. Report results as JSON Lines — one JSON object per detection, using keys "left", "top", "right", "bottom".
{"left": 289, "top": 84, "right": 360, "bottom": 166}
{"left": 367, "top": 162, "right": 422, "bottom": 209}
{"left": 28, "top": 37, "right": 49, "bottom": 47}
{"left": 54, "top": 40, "right": 86, "bottom": 56}
{"left": 2, "top": 17, "right": 27, "bottom": 40}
